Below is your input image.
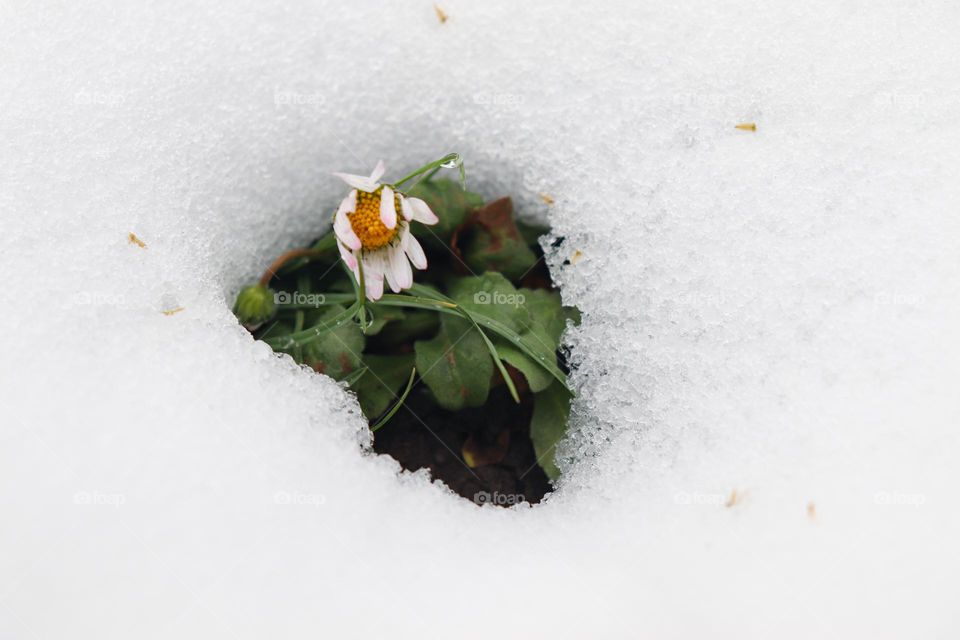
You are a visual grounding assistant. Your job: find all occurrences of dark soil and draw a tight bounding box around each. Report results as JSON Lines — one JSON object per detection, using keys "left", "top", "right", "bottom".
{"left": 372, "top": 383, "right": 552, "bottom": 506}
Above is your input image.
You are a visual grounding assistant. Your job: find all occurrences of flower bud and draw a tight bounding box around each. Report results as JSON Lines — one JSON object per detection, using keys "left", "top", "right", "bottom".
{"left": 234, "top": 284, "right": 276, "bottom": 326}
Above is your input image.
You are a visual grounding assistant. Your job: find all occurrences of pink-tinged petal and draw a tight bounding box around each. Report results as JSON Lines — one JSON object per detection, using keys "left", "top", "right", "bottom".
{"left": 374, "top": 250, "right": 401, "bottom": 293}
{"left": 359, "top": 252, "right": 385, "bottom": 299}
{"left": 337, "top": 241, "right": 358, "bottom": 270}
{"left": 334, "top": 190, "right": 362, "bottom": 250}
{"left": 364, "top": 270, "right": 384, "bottom": 300}
{"left": 399, "top": 195, "right": 415, "bottom": 221}
{"left": 383, "top": 262, "right": 400, "bottom": 293}
{"left": 402, "top": 229, "right": 428, "bottom": 270}
{"left": 335, "top": 224, "right": 361, "bottom": 251}
{"left": 335, "top": 222, "right": 361, "bottom": 251}
{"left": 407, "top": 197, "right": 439, "bottom": 225}
{"left": 389, "top": 244, "right": 413, "bottom": 289}
{"left": 336, "top": 189, "right": 357, "bottom": 216}
{"left": 379, "top": 185, "right": 397, "bottom": 229}
{"left": 333, "top": 172, "right": 378, "bottom": 192}
{"left": 368, "top": 160, "right": 386, "bottom": 183}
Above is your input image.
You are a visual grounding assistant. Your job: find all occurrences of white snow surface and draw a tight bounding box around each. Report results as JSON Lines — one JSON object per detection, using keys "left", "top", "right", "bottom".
{"left": 2, "top": 1, "right": 959, "bottom": 637}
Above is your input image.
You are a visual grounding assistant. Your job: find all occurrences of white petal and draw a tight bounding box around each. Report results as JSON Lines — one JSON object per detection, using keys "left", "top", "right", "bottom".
{"left": 407, "top": 197, "right": 439, "bottom": 225}
{"left": 364, "top": 267, "right": 384, "bottom": 300}
{"left": 336, "top": 189, "right": 357, "bottom": 217}
{"left": 368, "top": 160, "right": 386, "bottom": 183}
{"left": 337, "top": 241, "right": 358, "bottom": 270}
{"left": 372, "top": 250, "right": 398, "bottom": 293}
{"left": 383, "top": 263, "right": 400, "bottom": 293}
{"left": 379, "top": 185, "right": 397, "bottom": 229}
{"left": 334, "top": 190, "right": 361, "bottom": 250}
{"left": 361, "top": 252, "right": 385, "bottom": 299}
{"left": 389, "top": 244, "right": 413, "bottom": 289}
{"left": 402, "top": 228, "right": 427, "bottom": 270}
{"left": 333, "top": 172, "right": 378, "bottom": 192}
{"left": 399, "top": 195, "right": 415, "bottom": 221}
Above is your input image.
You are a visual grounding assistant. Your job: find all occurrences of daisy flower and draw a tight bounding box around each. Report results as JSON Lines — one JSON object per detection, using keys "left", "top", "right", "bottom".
{"left": 332, "top": 160, "right": 439, "bottom": 301}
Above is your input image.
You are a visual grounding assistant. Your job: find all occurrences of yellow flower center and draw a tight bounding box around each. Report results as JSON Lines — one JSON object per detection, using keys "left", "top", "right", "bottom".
{"left": 348, "top": 188, "right": 401, "bottom": 250}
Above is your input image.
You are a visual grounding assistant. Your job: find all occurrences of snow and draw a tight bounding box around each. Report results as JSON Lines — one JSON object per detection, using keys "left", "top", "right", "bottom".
{"left": 2, "top": 0, "right": 959, "bottom": 637}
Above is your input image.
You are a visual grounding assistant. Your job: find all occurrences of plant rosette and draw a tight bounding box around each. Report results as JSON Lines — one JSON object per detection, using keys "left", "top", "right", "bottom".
{"left": 234, "top": 155, "right": 580, "bottom": 497}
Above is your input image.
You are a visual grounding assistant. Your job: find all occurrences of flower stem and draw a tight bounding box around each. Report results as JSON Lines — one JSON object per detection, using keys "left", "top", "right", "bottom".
{"left": 259, "top": 248, "right": 325, "bottom": 286}
{"left": 392, "top": 153, "right": 464, "bottom": 190}
{"left": 356, "top": 260, "right": 369, "bottom": 333}
{"left": 371, "top": 367, "right": 417, "bottom": 432}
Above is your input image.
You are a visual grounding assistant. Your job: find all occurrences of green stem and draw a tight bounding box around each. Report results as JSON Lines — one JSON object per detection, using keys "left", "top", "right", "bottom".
{"left": 470, "top": 317, "right": 520, "bottom": 404}
{"left": 356, "top": 260, "right": 369, "bottom": 333}
{"left": 370, "top": 367, "right": 417, "bottom": 432}
{"left": 276, "top": 293, "right": 357, "bottom": 309}
{"left": 392, "top": 153, "right": 463, "bottom": 190}
{"left": 264, "top": 302, "right": 360, "bottom": 349}
{"left": 292, "top": 274, "right": 309, "bottom": 362}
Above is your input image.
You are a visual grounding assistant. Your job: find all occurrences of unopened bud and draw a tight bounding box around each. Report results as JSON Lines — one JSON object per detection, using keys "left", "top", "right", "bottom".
{"left": 234, "top": 284, "right": 276, "bottom": 326}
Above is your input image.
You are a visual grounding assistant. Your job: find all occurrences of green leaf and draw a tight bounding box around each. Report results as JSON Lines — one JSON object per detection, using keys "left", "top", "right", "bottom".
{"left": 447, "top": 272, "right": 531, "bottom": 333}
{"left": 380, "top": 288, "right": 571, "bottom": 391}
{"left": 351, "top": 353, "right": 416, "bottom": 419}
{"left": 406, "top": 178, "right": 484, "bottom": 245}
{"left": 530, "top": 381, "right": 572, "bottom": 481}
{"left": 495, "top": 343, "right": 553, "bottom": 392}
{"left": 414, "top": 314, "right": 492, "bottom": 410}
{"left": 518, "top": 288, "right": 566, "bottom": 345}
{"left": 459, "top": 198, "right": 538, "bottom": 279}
{"left": 490, "top": 287, "right": 564, "bottom": 392}
{"left": 296, "top": 304, "right": 364, "bottom": 380}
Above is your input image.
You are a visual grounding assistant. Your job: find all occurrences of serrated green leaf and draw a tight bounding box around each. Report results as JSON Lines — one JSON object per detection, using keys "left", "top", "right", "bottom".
{"left": 414, "top": 314, "right": 492, "bottom": 410}
{"left": 351, "top": 353, "right": 416, "bottom": 419}
{"left": 530, "top": 381, "right": 572, "bottom": 481}
{"left": 406, "top": 178, "right": 484, "bottom": 245}
{"left": 296, "top": 304, "right": 364, "bottom": 380}
{"left": 460, "top": 198, "right": 538, "bottom": 279}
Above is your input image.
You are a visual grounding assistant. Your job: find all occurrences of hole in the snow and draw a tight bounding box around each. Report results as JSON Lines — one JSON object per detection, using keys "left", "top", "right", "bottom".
{"left": 233, "top": 169, "right": 578, "bottom": 507}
